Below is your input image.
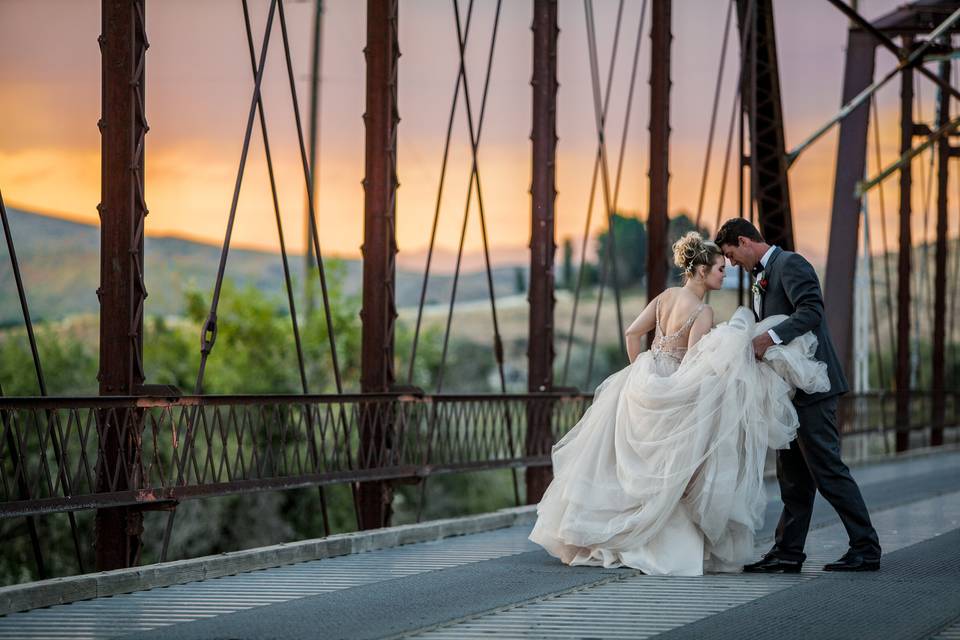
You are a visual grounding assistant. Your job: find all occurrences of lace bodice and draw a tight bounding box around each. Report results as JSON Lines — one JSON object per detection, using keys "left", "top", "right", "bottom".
{"left": 650, "top": 299, "right": 705, "bottom": 365}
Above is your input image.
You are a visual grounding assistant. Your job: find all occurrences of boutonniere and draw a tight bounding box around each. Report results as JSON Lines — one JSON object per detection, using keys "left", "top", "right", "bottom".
{"left": 751, "top": 271, "right": 768, "bottom": 296}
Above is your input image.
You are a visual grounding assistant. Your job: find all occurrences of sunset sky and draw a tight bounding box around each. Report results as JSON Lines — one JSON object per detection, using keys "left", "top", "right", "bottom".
{"left": 0, "top": 0, "right": 952, "bottom": 268}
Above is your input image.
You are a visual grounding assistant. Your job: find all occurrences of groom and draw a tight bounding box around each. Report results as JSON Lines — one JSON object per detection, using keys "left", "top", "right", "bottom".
{"left": 715, "top": 218, "right": 881, "bottom": 573}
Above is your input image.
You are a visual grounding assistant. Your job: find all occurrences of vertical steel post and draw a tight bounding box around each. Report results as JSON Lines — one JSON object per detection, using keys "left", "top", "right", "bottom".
{"left": 825, "top": 29, "right": 877, "bottom": 383}
{"left": 96, "top": 0, "right": 148, "bottom": 570}
{"left": 647, "top": 0, "right": 671, "bottom": 306}
{"left": 358, "top": 0, "right": 399, "bottom": 529}
{"left": 526, "top": 0, "right": 558, "bottom": 504}
{"left": 932, "top": 57, "right": 950, "bottom": 447}
{"left": 896, "top": 42, "right": 913, "bottom": 453}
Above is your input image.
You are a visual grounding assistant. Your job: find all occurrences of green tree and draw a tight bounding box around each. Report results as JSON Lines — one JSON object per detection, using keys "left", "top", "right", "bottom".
{"left": 561, "top": 237, "right": 574, "bottom": 290}
{"left": 0, "top": 324, "right": 98, "bottom": 396}
{"left": 595, "top": 213, "right": 647, "bottom": 288}
{"left": 514, "top": 266, "right": 526, "bottom": 294}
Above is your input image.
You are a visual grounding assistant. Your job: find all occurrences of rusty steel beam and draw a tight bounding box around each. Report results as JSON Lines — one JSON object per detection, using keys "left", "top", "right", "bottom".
{"left": 96, "top": 0, "right": 149, "bottom": 571}
{"left": 647, "top": 0, "right": 670, "bottom": 306}
{"left": 896, "top": 41, "right": 913, "bottom": 453}
{"left": 825, "top": 29, "right": 877, "bottom": 385}
{"left": 358, "top": 0, "right": 399, "bottom": 530}
{"left": 932, "top": 57, "right": 950, "bottom": 447}
{"left": 526, "top": 0, "right": 558, "bottom": 505}
{"left": 736, "top": 0, "right": 794, "bottom": 250}
{"left": 826, "top": 0, "right": 960, "bottom": 104}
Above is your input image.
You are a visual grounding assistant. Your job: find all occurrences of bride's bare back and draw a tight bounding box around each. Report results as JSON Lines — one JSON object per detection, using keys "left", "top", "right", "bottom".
{"left": 625, "top": 287, "right": 714, "bottom": 363}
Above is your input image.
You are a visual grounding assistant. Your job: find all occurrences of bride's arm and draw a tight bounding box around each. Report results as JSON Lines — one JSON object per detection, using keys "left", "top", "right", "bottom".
{"left": 686, "top": 306, "right": 715, "bottom": 351}
{"left": 625, "top": 296, "right": 659, "bottom": 362}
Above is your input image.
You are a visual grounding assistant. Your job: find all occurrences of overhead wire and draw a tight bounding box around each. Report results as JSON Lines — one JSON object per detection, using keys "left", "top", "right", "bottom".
{"left": 912, "top": 76, "right": 934, "bottom": 390}
{"left": 277, "top": 0, "right": 345, "bottom": 395}
{"left": 416, "top": 0, "right": 514, "bottom": 520}
{"left": 191, "top": 0, "right": 280, "bottom": 397}
{"left": 560, "top": 0, "right": 635, "bottom": 387}
{"left": 583, "top": 0, "right": 629, "bottom": 386}
{"left": 433, "top": 0, "right": 503, "bottom": 395}
{"left": 861, "top": 183, "right": 890, "bottom": 451}
{"left": 277, "top": 0, "right": 361, "bottom": 528}
{"left": 870, "top": 95, "right": 898, "bottom": 372}
{"left": 696, "top": 0, "right": 734, "bottom": 231}
{"left": 177, "top": 0, "right": 349, "bottom": 544}
{"left": 406, "top": 0, "right": 478, "bottom": 386}
{"left": 452, "top": 0, "right": 518, "bottom": 506}
{"left": 0, "top": 188, "right": 58, "bottom": 577}
{"left": 242, "top": 0, "right": 331, "bottom": 540}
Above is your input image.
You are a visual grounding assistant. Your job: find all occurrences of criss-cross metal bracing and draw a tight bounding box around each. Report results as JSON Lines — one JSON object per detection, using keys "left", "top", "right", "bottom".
{"left": 1, "top": 0, "right": 960, "bottom": 583}
{"left": 821, "top": 0, "right": 960, "bottom": 454}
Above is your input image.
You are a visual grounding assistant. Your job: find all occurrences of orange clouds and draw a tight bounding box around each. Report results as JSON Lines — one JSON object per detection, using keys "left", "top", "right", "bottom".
{"left": 1, "top": 0, "right": 952, "bottom": 270}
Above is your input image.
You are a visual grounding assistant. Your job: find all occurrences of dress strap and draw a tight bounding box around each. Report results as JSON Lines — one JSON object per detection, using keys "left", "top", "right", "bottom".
{"left": 682, "top": 303, "right": 705, "bottom": 330}
{"left": 654, "top": 298, "right": 662, "bottom": 335}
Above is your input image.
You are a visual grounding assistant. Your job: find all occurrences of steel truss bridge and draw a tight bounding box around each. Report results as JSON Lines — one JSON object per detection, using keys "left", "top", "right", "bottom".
{"left": 0, "top": 2, "right": 959, "bottom": 637}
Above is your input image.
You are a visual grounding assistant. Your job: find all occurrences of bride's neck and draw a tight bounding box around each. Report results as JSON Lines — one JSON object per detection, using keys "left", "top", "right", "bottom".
{"left": 683, "top": 280, "right": 708, "bottom": 299}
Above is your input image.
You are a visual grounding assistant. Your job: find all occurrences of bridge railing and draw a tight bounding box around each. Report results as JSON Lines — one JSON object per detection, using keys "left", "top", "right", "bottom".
{"left": 0, "top": 392, "right": 593, "bottom": 519}
{"left": 840, "top": 390, "right": 960, "bottom": 439}
{"left": 0, "top": 390, "right": 956, "bottom": 520}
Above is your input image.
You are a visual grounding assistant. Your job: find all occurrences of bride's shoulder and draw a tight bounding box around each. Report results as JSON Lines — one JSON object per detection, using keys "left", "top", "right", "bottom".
{"left": 695, "top": 303, "right": 715, "bottom": 325}
{"left": 665, "top": 287, "right": 704, "bottom": 308}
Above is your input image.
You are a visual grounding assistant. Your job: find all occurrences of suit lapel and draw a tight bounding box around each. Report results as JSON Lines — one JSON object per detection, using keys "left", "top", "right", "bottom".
{"left": 760, "top": 247, "right": 784, "bottom": 319}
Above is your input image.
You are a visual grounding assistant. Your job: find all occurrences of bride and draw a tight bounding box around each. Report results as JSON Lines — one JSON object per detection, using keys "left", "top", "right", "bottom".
{"left": 529, "top": 232, "right": 830, "bottom": 576}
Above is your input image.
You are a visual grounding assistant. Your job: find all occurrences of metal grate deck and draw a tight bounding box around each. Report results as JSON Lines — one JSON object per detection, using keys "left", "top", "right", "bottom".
{"left": 408, "top": 490, "right": 960, "bottom": 639}
{"left": 0, "top": 527, "right": 538, "bottom": 640}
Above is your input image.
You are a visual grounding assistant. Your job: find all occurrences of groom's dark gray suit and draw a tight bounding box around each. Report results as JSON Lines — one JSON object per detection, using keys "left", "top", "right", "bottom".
{"left": 759, "top": 247, "right": 881, "bottom": 561}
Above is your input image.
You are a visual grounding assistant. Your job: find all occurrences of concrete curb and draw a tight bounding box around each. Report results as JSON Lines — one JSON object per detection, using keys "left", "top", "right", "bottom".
{"left": 0, "top": 505, "right": 538, "bottom": 616}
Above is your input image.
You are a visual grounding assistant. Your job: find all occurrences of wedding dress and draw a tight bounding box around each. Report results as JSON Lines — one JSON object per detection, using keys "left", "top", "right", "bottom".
{"left": 528, "top": 304, "right": 830, "bottom": 576}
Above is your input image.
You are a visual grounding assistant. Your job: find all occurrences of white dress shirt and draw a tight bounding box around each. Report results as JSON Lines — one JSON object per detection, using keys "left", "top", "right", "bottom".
{"left": 755, "top": 245, "right": 783, "bottom": 344}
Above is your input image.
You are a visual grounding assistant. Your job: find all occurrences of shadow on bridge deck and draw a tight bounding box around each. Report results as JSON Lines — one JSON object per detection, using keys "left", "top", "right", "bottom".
{"left": 1, "top": 448, "right": 958, "bottom": 640}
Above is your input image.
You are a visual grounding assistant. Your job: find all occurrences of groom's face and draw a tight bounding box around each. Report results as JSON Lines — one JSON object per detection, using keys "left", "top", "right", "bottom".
{"left": 720, "top": 238, "right": 756, "bottom": 272}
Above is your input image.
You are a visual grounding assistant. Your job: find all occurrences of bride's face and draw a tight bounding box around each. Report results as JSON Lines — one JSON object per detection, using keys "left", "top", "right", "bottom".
{"left": 704, "top": 256, "right": 726, "bottom": 290}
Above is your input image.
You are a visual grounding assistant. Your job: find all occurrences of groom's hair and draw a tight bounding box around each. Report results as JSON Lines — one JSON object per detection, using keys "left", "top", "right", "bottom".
{"left": 715, "top": 218, "right": 764, "bottom": 247}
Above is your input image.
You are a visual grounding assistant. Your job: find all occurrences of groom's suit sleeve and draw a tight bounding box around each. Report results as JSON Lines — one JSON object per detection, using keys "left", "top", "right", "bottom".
{"left": 771, "top": 253, "right": 824, "bottom": 345}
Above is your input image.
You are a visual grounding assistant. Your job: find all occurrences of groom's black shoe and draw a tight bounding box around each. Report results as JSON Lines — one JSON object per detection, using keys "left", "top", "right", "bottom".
{"left": 743, "top": 553, "right": 803, "bottom": 574}
{"left": 823, "top": 551, "right": 880, "bottom": 572}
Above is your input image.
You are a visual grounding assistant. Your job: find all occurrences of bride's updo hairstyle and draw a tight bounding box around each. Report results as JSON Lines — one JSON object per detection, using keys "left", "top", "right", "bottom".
{"left": 672, "top": 231, "right": 723, "bottom": 280}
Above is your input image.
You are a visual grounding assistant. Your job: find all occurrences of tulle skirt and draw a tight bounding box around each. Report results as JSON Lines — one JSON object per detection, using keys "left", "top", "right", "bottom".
{"left": 528, "top": 307, "right": 829, "bottom": 575}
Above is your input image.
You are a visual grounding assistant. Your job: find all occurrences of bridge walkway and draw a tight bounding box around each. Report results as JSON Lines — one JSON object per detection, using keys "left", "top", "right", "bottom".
{"left": 1, "top": 449, "right": 958, "bottom": 639}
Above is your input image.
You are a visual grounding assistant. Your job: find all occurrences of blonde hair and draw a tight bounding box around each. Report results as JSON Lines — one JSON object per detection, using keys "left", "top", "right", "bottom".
{"left": 672, "top": 231, "right": 723, "bottom": 279}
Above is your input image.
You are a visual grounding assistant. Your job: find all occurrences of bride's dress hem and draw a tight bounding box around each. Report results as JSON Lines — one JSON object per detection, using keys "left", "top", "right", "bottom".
{"left": 528, "top": 307, "right": 830, "bottom": 577}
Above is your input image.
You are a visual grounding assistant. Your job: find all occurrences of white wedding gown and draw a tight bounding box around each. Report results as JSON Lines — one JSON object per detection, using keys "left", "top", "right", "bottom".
{"left": 529, "top": 305, "right": 830, "bottom": 576}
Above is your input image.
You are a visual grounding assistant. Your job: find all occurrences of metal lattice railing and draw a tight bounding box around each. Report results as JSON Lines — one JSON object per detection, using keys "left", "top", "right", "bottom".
{"left": 0, "top": 393, "right": 592, "bottom": 519}
{"left": 1, "top": 390, "right": 956, "bottom": 521}
{"left": 839, "top": 389, "right": 960, "bottom": 437}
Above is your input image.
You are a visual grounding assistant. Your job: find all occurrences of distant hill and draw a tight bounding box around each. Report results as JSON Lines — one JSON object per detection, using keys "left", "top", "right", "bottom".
{"left": 0, "top": 207, "right": 529, "bottom": 325}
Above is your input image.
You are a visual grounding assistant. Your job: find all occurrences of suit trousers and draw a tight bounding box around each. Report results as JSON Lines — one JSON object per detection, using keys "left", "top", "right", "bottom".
{"left": 772, "top": 395, "right": 881, "bottom": 561}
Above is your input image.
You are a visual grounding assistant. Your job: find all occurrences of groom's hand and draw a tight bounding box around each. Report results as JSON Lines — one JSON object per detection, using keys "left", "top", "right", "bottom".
{"left": 753, "top": 333, "right": 774, "bottom": 360}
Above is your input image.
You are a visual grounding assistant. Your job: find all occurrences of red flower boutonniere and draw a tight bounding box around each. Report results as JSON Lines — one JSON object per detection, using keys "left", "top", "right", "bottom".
{"left": 751, "top": 272, "right": 768, "bottom": 296}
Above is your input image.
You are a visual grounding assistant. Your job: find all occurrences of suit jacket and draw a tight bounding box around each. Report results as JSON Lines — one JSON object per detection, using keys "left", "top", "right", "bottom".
{"left": 760, "top": 247, "right": 849, "bottom": 406}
